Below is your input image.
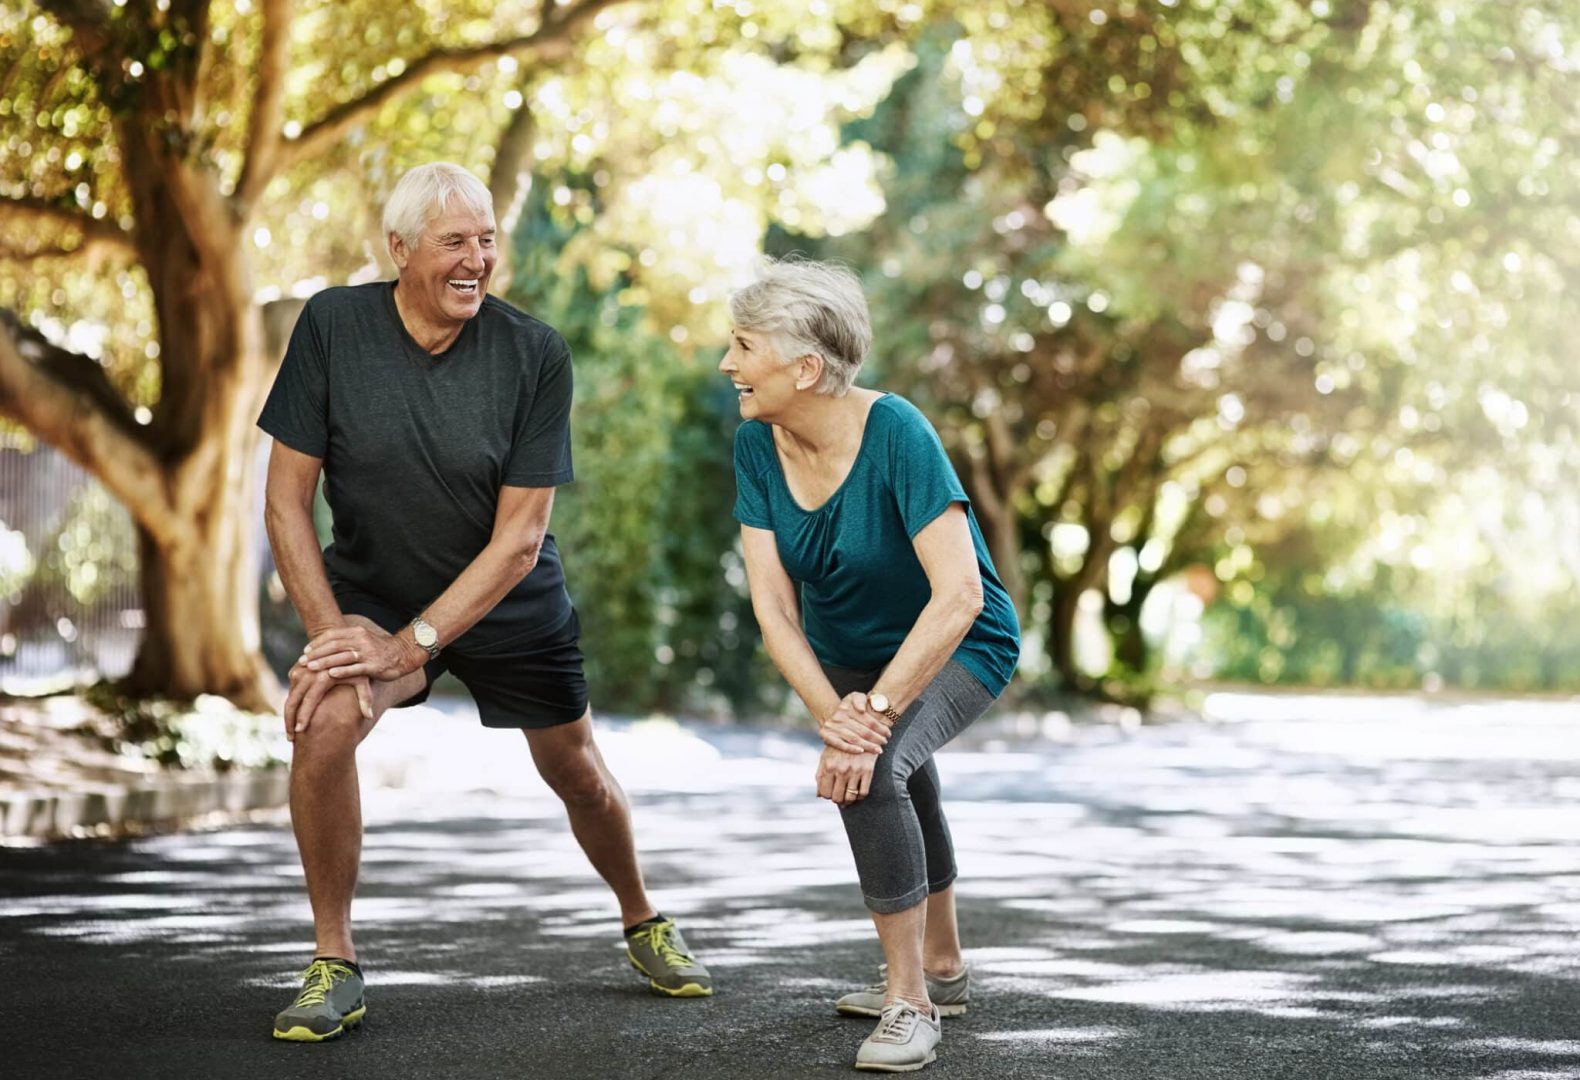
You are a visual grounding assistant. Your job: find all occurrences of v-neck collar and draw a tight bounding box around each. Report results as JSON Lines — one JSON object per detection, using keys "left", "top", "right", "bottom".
{"left": 384, "top": 281, "right": 472, "bottom": 366}
{"left": 770, "top": 393, "right": 889, "bottom": 514}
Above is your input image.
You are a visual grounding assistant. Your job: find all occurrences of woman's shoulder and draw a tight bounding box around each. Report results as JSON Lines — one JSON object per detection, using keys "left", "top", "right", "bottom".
{"left": 868, "top": 392, "right": 942, "bottom": 447}
{"left": 732, "top": 419, "right": 776, "bottom": 463}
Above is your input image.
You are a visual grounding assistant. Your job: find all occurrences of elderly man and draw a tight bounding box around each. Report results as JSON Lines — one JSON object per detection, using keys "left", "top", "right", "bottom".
{"left": 258, "top": 162, "right": 711, "bottom": 1043}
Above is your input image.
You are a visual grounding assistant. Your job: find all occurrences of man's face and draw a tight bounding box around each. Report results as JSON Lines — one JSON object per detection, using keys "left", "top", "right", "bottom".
{"left": 391, "top": 204, "right": 498, "bottom": 327}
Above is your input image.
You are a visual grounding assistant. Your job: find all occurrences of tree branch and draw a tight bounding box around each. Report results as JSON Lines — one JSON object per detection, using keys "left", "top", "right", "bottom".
{"left": 491, "top": 97, "right": 538, "bottom": 238}
{"left": 0, "top": 194, "right": 136, "bottom": 258}
{"left": 235, "top": 0, "right": 293, "bottom": 212}
{"left": 32, "top": 0, "right": 118, "bottom": 59}
{"left": 0, "top": 311, "right": 175, "bottom": 537}
{"left": 272, "top": 0, "right": 628, "bottom": 177}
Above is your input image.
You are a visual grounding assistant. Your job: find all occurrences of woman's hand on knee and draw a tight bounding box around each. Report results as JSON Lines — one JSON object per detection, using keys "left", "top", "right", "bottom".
{"left": 816, "top": 747, "right": 876, "bottom": 806}
{"left": 819, "top": 693, "right": 890, "bottom": 755}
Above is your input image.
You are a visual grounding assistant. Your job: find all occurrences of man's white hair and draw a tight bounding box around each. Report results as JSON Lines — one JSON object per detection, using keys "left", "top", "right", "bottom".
{"left": 382, "top": 162, "right": 495, "bottom": 248}
{"left": 728, "top": 255, "right": 872, "bottom": 396}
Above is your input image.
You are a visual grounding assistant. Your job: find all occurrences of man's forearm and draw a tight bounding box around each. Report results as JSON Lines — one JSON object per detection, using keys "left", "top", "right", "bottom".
{"left": 414, "top": 538, "right": 541, "bottom": 649}
{"left": 265, "top": 500, "right": 346, "bottom": 638}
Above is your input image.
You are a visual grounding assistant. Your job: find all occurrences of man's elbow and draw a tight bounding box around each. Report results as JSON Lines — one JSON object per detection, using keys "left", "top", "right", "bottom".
{"left": 506, "top": 537, "right": 544, "bottom": 579}
{"left": 263, "top": 489, "right": 309, "bottom": 537}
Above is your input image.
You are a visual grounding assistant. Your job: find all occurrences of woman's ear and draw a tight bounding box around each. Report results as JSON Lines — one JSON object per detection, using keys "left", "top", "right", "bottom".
{"left": 794, "top": 352, "right": 825, "bottom": 392}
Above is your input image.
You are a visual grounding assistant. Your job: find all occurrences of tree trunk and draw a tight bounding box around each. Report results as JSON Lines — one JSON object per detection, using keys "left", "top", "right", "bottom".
{"left": 107, "top": 107, "right": 282, "bottom": 707}
{"left": 965, "top": 465, "right": 1027, "bottom": 620}
{"left": 1049, "top": 581, "right": 1085, "bottom": 689}
{"left": 119, "top": 292, "right": 278, "bottom": 708}
{"left": 127, "top": 515, "right": 272, "bottom": 710}
{"left": 1105, "top": 573, "right": 1155, "bottom": 678}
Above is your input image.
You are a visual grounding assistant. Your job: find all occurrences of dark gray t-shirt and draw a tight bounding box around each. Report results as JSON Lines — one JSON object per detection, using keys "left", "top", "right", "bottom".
{"left": 258, "top": 282, "right": 575, "bottom": 649}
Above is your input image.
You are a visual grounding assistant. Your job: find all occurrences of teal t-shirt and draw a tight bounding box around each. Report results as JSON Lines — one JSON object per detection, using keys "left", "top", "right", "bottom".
{"left": 732, "top": 394, "right": 1021, "bottom": 695}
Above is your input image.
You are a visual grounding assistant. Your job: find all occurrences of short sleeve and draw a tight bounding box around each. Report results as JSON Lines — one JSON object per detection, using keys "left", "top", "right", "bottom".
{"left": 257, "top": 300, "right": 330, "bottom": 457}
{"left": 732, "top": 423, "right": 774, "bottom": 529}
{"left": 504, "top": 334, "right": 575, "bottom": 487}
{"left": 887, "top": 404, "right": 968, "bottom": 539}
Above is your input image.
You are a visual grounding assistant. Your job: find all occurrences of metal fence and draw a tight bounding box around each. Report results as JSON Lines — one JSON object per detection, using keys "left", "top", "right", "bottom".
{"left": 0, "top": 433, "right": 141, "bottom": 693}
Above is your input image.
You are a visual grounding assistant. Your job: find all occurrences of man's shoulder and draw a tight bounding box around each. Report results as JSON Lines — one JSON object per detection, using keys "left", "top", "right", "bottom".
{"left": 478, "top": 294, "right": 569, "bottom": 357}
{"left": 303, "top": 281, "right": 387, "bottom": 317}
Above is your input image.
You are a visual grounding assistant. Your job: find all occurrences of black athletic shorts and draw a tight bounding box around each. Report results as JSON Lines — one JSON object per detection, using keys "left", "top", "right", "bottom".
{"left": 334, "top": 588, "right": 589, "bottom": 729}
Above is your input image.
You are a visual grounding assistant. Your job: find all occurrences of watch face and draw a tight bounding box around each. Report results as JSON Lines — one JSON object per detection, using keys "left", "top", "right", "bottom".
{"left": 869, "top": 693, "right": 890, "bottom": 714}
{"left": 414, "top": 622, "right": 438, "bottom": 648}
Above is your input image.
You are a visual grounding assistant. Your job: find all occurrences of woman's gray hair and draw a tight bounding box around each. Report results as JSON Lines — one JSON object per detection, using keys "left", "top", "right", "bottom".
{"left": 729, "top": 256, "right": 872, "bottom": 396}
{"left": 382, "top": 162, "right": 495, "bottom": 248}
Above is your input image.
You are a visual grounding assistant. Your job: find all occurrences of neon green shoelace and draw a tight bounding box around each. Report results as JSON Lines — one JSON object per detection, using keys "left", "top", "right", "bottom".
{"left": 635, "top": 921, "right": 691, "bottom": 968}
{"left": 292, "top": 959, "right": 353, "bottom": 1008}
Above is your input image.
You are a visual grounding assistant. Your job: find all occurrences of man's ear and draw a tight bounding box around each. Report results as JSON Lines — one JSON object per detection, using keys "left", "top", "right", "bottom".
{"left": 794, "top": 352, "right": 825, "bottom": 392}
{"left": 388, "top": 232, "right": 409, "bottom": 270}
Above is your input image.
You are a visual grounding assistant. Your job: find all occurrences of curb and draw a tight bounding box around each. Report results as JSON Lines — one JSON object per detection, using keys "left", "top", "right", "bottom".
{"left": 0, "top": 768, "right": 291, "bottom": 841}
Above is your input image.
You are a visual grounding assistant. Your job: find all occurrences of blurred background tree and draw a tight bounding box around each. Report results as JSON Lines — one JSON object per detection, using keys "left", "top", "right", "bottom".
{"left": 1, "top": 0, "right": 1575, "bottom": 715}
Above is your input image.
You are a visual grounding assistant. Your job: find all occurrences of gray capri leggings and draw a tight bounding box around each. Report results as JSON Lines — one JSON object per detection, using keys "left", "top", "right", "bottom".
{"left": 822, "top": 658, "right": 996, "bottom": 914}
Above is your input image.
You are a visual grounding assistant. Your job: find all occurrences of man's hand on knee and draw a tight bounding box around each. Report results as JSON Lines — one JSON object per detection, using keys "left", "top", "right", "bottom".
{"left": 302, "top": 623, "right": 427, "bottom": 686}
{"left": 284, "top": 662, "right": 372, "bottom": 739}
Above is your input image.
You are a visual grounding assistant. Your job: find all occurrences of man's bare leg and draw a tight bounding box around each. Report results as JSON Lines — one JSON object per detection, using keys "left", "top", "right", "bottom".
{"left": 524, "top": 710, "right": 712, "bottom": 997}
{"left": 289, "top": 616, "right": 428, "bottom": 961}
{"left": 523, "top": 708, "right": 655, "bottom": 928}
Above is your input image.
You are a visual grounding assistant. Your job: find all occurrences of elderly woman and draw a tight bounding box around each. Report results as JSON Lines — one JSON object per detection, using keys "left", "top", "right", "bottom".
{"left": 721, "top": 257, "right": 1020, "bottom": 1072}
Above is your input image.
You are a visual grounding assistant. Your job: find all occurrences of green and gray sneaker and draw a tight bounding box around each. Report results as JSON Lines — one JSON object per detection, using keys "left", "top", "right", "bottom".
{"left": 837, "top": 964, "right": 969, "bottom": 1018}
{"left": 273, "top": 958, "right": 366, "bottom": 1042}
{"left": 625, "top": 917, "right": 713, "bottom": 997}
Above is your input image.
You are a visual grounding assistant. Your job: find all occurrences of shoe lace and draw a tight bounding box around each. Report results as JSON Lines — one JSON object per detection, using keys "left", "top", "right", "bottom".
{"left": 874, "top": 1003, "right": 920, "bottom": 1043}
{"left": 292, "top": 959, "right": 353, "bottom": 1008}
{"left": 634, "top": 920, "right": 692, "bottom": 969}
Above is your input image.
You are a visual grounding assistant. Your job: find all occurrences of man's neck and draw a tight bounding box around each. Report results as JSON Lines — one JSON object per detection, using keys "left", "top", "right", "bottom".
{"left": 392, "top": 281, "right": 464, "bottom": 354}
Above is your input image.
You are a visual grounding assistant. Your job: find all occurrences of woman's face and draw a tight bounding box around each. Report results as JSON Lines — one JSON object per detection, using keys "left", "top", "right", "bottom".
{"left": 719, "top": 326, "right": 794, "bottom": 419}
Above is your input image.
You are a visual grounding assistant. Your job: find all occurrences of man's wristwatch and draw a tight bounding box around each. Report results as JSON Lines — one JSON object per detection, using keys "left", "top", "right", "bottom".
{"left": 867, "top": 692, "right": 903, "bottom": 724}
{"left": 409, "top": 616, "right": 441, "bottom": 660}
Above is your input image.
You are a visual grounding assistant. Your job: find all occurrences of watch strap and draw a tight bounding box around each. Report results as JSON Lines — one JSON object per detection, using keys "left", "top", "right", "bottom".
{"left": 871, "top": 695, "right": 902, "bottom": 724}
{"left": 409, "top": 617, "right": 441, "bottom": 660}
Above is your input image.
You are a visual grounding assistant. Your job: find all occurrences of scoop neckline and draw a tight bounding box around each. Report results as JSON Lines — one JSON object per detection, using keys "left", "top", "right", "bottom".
{"left": 769, "top": 393, "right": 890, "bottom": 514}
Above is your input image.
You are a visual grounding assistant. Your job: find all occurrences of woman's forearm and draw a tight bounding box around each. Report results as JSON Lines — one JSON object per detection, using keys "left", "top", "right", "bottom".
{"left": 870, "top": 587, "right": 984, "bottom": 714}
{"left": 756, "top": 602, "right": 844, "bottom": 727}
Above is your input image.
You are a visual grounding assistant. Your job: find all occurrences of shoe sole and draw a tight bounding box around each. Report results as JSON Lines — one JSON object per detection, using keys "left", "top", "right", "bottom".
{"left": 854, "top": 1050, "right": 938, "bottom": 1072}
{"left": 628, "top": 955, "right": 713, "bottom": 998}
{"left": 837, "top": 1003, "right": 967, "bottom": 1018}
{"left": 273, "top": 1006, "right": 366, "bottom": 1043}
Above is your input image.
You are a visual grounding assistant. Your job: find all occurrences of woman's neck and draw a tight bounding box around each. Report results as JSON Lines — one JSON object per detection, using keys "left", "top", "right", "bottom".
{"left": 774, "top": 389, "right": 878, "bottom": 459}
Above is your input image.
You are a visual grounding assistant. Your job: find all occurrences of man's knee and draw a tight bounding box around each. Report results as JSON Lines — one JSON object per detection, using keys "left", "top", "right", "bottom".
{"left": 292, "top": 687, "right": 365, "bottom": 759}
{"left": 537, "top": 750, "right": 609, "bottom": 807}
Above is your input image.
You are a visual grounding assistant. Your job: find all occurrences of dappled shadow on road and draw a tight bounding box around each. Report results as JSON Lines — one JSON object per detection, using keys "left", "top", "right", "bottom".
{"left": 2, "top": 698, "right": 1579, "bottom": 1079}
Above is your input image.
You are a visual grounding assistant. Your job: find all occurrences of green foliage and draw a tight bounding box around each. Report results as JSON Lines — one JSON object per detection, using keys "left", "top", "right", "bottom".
{"left": 79, "top": 683, "right": 285, "bottom": 770}
{"left": 34, "top": 482, "right": 137, "bottom": 608}
{"left": 508, "top": 175, "right": 771, "bottom": 715}
{"left": 4, "top": 0, "right": 1574, "bottom": 708}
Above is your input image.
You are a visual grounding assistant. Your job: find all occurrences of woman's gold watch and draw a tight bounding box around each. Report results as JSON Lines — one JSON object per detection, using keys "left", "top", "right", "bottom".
{"left": 867, "top": 692, "right": 903, "bottom": 724}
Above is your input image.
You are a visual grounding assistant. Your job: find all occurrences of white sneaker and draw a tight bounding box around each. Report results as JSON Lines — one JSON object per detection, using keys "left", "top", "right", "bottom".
{"left": 854, "top": 1001, "right": 942, "bottom": 1072}
{"left": 837, "top": 964, "right": 970, "bottom": 1018}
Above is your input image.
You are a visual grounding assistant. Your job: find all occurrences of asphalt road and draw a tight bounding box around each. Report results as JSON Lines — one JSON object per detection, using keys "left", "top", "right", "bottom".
{"left": 1, "top": 692, "right": 1577, "bottom": 1080}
